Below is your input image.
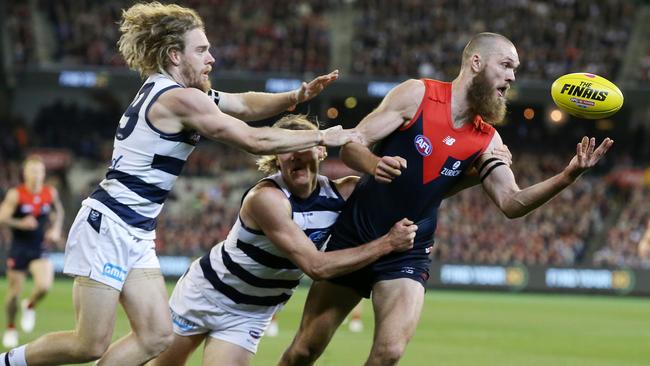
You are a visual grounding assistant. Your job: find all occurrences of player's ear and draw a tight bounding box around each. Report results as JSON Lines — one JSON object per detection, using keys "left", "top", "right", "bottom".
{"left": 168, "top": 47, "right": 182, "bottom": 66}
{"left": 470, "top": 54, "right": 482, "bottom": 73}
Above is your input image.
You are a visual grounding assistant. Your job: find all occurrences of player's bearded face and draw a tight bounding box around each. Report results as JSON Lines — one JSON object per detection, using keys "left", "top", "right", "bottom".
{"left": 180, "top": 58, "right": 211, "bottom": 93}
{"left": 466, "top": 68, "right": 507, "bottom": 124}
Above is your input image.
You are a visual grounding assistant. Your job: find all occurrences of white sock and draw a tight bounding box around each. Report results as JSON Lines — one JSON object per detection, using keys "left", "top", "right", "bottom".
{"left": 3, "top": 345, "right": 28, "bottom": 366}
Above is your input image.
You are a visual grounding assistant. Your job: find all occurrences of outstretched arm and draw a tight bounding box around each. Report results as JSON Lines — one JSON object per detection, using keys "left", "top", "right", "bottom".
{"left": 241, "top": 185, "right": 416, "bottom": 280}
{"left": 444, "top": 144, "right": 513, "bottom": 198}
{"left": 215, "top": 70, "right": 339, "bottom": 121}
{"left": 159, "top": 87, "right": 361, "bottom": 154}
{"left": 479, "top": 134, "right": 613, "bottom": 218}
{"left": 340, "top": 79, "right": 424, "bottom": 181}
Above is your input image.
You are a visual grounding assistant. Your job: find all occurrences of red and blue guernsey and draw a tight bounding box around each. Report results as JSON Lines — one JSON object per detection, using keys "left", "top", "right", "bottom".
{"left": 326, "top": 79, "right": 495, "bottom": 295}
{"left": 12, "top": 184, "right": 54, "bottom": 250}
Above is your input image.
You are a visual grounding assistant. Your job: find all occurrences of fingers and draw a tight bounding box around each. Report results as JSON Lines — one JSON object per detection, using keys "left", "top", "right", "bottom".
{"left": 394, "top": 156, "right": 407, "bottom": 169}
{"left": 398, "top": 218, "right": 414, "bottom": 226}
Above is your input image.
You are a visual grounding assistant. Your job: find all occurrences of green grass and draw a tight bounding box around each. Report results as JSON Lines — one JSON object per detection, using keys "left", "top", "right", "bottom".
{"left": 2, "top": 279, "right": 649, "bottom": 365}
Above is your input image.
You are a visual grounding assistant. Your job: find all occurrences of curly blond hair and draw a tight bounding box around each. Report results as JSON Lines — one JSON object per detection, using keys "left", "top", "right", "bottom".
{"left": 256, "top": 115, "right": 320, "bottom": 174}
{"left": 118, "top": 2, "right": 204, "bottom": 78}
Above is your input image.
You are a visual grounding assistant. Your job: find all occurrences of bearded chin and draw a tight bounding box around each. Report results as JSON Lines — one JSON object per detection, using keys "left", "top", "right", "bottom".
{"left": 180, "top": 61, "right": 211, "bottom": 93}
{"left": 467, "top": 70, "right": 507, "bottom": 125}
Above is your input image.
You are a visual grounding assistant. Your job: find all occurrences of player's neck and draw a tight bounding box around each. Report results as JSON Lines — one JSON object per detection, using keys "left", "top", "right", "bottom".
{"left": 451, "top": 76, "right": 473, "bottom": 128}
{"left": 161, "top": 68, "right": 187, "bottom": 87}
{"left": 25, "top": 181, "right": 42, "bottom": 193}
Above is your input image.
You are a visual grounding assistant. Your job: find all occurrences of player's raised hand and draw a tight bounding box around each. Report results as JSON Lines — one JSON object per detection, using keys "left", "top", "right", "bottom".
{"left": 374, "top": 156, "right": 407, "bottom": 183}
{"left": 566, "top": 137, "right": 614, "bottom": 179}
{"left": 294, "top": 70, "right": 339, "bottom": 104}
{"left": 386, "top": 218, "right": 417, "bottom": 252}
{"left": 320, "top": 126, "right": 364, "bottom": 147}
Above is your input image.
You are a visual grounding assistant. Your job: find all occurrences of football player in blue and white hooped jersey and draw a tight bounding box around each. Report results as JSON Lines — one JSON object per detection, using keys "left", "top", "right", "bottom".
{"left": 150, "top": 115, "right": 417, "bottom": 366}
{"left": 0, "top": 4, "right": 363, "bottom": 366}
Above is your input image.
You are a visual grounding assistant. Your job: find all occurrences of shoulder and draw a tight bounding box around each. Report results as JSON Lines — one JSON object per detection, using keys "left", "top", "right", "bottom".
{"left": 155, "top": 87, "right": 214, "bottom": 116}
{"left": 381, "top": 79, "right": 425, "bottom": 114}
{"left": 243, "top": 181, "right": 291, "bottom": 213}
{"left": 389, "top": 79, "right": 425, "bottom": 99}
{"left": 332, "top": 175, "right": 360, "bottom": 200}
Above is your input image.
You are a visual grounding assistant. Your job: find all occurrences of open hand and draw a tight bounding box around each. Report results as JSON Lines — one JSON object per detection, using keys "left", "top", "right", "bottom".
{"left": 566, "top": 137, "right": 614, "bottom": 180}
{"left": 295, "top": 70, "right": 339, "bottom": 104}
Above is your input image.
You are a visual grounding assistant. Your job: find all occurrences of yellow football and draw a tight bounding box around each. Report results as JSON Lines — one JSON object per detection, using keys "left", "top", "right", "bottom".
{"left": 550, "top": 73, "right": 624, "bottom": 119}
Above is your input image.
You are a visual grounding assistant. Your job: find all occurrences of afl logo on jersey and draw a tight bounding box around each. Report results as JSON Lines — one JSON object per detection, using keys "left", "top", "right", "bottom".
{"left": 414, "top": 135, "right": 432, "bottom": 156}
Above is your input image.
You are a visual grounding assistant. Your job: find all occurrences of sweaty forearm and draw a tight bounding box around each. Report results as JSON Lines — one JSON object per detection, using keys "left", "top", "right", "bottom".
{"left": 501, "top": 170, "right": 575, "bottom": 218}
{"left": 341, "top": 143, "right": 379, "bottom": 175}
{"left": 308, "top": 235, "right": 392, "bottom": 280}
{"left": 251, "top": 127, "right": 323, "bottom": 155}
{"left": 236, "top": 91, "right": 297, "bottom": 121}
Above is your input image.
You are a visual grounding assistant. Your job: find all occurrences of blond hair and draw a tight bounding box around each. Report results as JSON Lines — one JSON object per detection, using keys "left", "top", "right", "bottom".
{"left": 256, "top": 115, "right": 320, "bottom": 174}
{"left": 118, "top": 2, "right": 204, "bottom": 78}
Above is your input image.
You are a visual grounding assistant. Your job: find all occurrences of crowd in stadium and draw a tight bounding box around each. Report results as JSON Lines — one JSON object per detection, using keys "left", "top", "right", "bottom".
{"left": 7, "top": 0, "right": 636, "bottom": 81}
{"left": 351, "top": 0, "right": 635, "bottom": 79}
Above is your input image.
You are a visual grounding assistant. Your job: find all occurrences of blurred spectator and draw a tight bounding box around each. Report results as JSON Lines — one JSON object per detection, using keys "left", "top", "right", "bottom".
{"left": 593, "top": 185, "right": 650, "bottom": 268}
{"left": 38, "top": 0, "right": 332, "bottom": 74}
{"left": 351, "top": 0, "right": 635, "bottom": 80}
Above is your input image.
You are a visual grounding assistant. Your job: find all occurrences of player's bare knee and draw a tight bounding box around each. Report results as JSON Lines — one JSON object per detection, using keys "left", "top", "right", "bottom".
{"left": 140, "top": 327, "right": 174, "bottom": 357}
{"left": 289, "top": 338, "right": 326, "bottom": 363}
{"left": 371, "top": 341, "right": 407, "bottom": 365}
{"left": 75, "top": 338, "right": 111, "bottom": 361}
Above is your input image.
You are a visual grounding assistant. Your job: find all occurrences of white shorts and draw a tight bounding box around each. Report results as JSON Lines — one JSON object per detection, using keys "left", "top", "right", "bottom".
{"left": 63, "top": 205, "right": 159, "bottom": 291}
{"left": 169, "top": 260, "right": 272, "bottom": 354}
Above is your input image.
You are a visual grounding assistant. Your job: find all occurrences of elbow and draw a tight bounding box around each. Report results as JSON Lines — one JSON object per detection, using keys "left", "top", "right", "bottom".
{"left": 304, "top": 266, "right": 327, "bottom": 281}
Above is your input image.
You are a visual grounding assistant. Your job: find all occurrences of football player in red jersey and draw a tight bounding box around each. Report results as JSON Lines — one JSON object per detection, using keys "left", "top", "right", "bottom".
{"left": 1, "top": 156, "right": 64, "bottom": 348}
{"left": 279, "top": 32, "right": 613, "bottom": 366}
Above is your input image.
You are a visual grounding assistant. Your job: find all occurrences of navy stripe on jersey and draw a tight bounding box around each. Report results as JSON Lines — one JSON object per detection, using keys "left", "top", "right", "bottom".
{"left": 200, "top": 254, "right": 291, "bottom": 306}
{"left": 239, "top": 216, "right": 264, "bottom": 235}
{"left": 151, "top": 154, "right": 185, "bottom": 176}
{"left": 89, "top": 187, "right": 156, "bottom": 231}
{"left": 236, "top": 239, "right": 298, "bottom": 270}
{"left": 106, "top": 170, "right": 170, "bottom": 204}
{"left": 221, "top": 246, "right": 299, "bottom": 289}
{"left": 160, "top": 130, "right": 200, "bottom": 146}
{"left": 144, "top": 85, "right": 183, "bottom": 136}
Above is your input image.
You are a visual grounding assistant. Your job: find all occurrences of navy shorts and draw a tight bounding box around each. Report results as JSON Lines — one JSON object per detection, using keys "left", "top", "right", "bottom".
{"left": 325, "top": 240, "right": 431, "bottom": 298}
{"left": 7, "top": 245, "right": 46, "bottom": 271}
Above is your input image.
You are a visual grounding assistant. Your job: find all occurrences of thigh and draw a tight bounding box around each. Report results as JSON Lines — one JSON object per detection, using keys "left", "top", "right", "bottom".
{"left": 28, "top": 258, "right": 54, "bottom": 288}
{"left": 371, "top": 278, "right": 425, "bottom": 345}
{"left": 296, "top": 280, "right": 362, "bottom": 344}
{"left": 120, "top": 268, "right": 172, "bottom": 336}
{"left": 73, "top": 276, "right": 120, "bottom": 345}
{"left": 6, "top": 269, "right": 26, "bottom": 296}
{"left": 202, "top": 337, "right": 253, "bottom": 366}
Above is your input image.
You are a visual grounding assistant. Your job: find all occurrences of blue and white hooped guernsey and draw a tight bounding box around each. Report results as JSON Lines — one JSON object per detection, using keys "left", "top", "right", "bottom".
{"left": 196, "top": 173, "right": 346, "bottom": 317}
{"left": 83, "top": 73, "right": 199, "bottom": 240}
